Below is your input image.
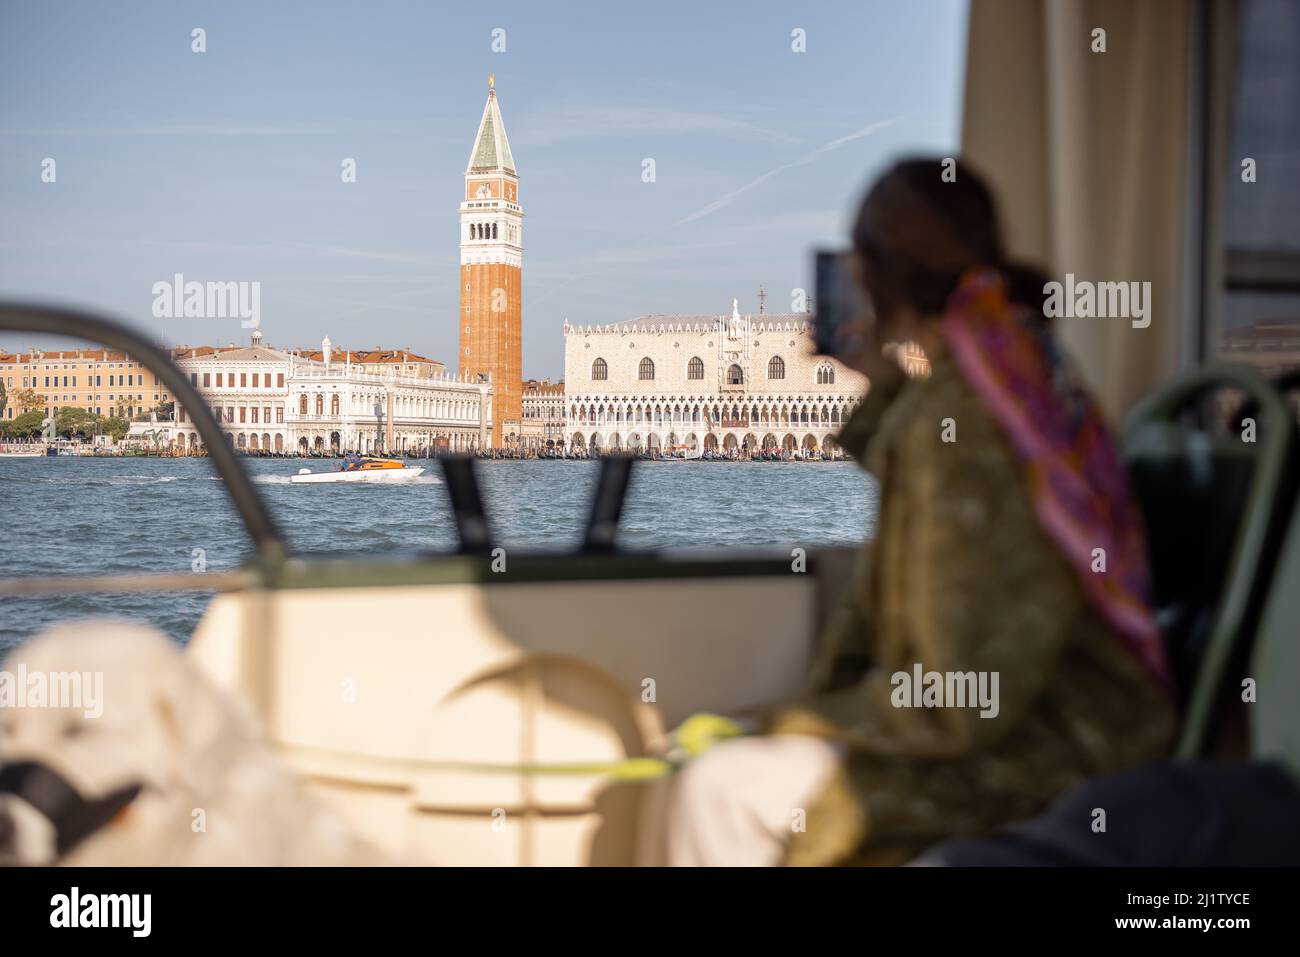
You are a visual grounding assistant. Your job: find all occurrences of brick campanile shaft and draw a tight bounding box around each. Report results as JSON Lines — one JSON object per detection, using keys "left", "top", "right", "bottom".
{"left": 458, "top": 73, "right": 523, "bottom": 449}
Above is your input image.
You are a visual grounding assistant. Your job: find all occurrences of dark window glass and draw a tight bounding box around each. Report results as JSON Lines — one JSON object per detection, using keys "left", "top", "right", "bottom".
{"left": 1216, "top": 0, "right": 1300, "bottom": 378}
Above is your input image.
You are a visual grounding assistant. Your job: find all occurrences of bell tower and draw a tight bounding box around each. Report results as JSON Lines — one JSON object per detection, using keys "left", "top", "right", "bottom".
{"left": 459, "top": 74, "right": 523, "bottom": 448}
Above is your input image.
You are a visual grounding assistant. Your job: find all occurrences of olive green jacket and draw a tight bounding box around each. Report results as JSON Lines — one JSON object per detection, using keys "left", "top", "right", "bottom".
{"left": 766, "top": 354, "right": 1176, "bottom": 866}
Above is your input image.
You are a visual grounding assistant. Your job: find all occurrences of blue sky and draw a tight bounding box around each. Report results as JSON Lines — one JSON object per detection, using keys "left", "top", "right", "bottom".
{"left": 0, "top": 0, "right": 968, "bottom": 379}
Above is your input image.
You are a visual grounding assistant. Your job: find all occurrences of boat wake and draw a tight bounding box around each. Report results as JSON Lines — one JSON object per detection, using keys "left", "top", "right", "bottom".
{"left": 0, "top": 473, "right": 220, "bottom": 486}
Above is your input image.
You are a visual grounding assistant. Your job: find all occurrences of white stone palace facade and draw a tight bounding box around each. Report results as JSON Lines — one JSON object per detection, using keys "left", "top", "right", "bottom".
{"left": 170, "top": 333, "right": 491, "bottom": 454}
{"left": 520, "top": 378, "right": 566, "bottom": 450}
{"left": 562, "top": 301, "right": 872, "bottom": 455}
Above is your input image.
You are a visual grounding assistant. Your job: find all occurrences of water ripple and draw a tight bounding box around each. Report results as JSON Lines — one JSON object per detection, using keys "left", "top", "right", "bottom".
{"left": 0, "top": 456, "right": 875, "bottom": 648}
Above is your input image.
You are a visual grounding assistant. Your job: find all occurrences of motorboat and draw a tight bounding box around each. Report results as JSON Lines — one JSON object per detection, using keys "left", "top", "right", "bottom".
{"left": 290, "top": 455, "right": 424, "bottom": 485}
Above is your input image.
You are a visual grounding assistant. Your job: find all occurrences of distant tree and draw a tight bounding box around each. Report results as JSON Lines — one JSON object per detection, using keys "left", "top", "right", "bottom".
{"left": 102, "top": 416, "right": 130, "bottom": 442}
{"left": 0, "top": 379, "right": 7, "bottom": 419}
{"left": 10, "top": 388, "right": 44, "bottom": 413}
{"left": 130, "top": 400, "right": 172, "bottom": 422}
{"left": 55, "top": 406, "right": 98, "bottom": 439}
{"left": 5, "top": 410, "right": 46, "bottom": 438}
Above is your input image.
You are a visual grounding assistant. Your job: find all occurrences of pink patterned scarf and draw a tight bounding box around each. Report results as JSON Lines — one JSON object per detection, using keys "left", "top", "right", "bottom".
{"left": 940, "top": 269, "right": 1168, "bottom": 685}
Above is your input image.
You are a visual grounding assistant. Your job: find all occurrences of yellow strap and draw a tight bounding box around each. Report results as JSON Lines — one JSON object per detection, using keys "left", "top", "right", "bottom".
{"left": 420, "top": 756, "right": 676, "bottom": 781}
{"left": 282, "top": 741, "right": 685, "bottom": 784}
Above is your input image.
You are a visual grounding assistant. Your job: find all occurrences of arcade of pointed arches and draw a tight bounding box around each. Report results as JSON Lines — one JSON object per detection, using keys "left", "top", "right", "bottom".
{"left": 565, "top": 393, "right": 860, "bottom": 455}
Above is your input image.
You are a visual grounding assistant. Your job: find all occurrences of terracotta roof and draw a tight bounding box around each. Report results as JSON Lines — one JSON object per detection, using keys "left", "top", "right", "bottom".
{"left": 524, "top": 378, "right": 565, "bottom": 395}
{"left": 0, "top": 348, "right": 133, "bottom": 362}
{"left": 297, "top": 348, "right": 443, "bottom": 365}
{"left": 1, "top": 344, "right": 450, "bottom": 369}
{"left": 176, "top": 346, "right": 296, "bottom": 363}
{"left": 169, "top": 346, "right": 242, "bottom": 359}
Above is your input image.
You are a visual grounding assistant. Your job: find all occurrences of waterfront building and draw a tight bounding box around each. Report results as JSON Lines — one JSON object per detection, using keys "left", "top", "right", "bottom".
{"left": 296, "top": 346, "right": 446, "bottom": 380}
{"left": 170, "top": 332, "right": 491, "bottom": 454}
{"left": 122, "top": 416, "right": 178, "bottom": 450}
{"left": 896, "top": 341, "right": 931, "bottom": 379}
{"left": 1219, "top": 321, "right": 1300, "bottom": 379}
{"left": 521, "top": 378, "right": 566, "bottom": 451}
{"left": 1211, "top": 321, "right": 1300, "bottom": 422}
{"left": 563, "top": 298, "right": 880, "bottom": 456}
{"left": 459, "top": 74, "right": 523, "bottom": 449}
{"left": 0, "top": 348, "right": 173, "bottom": 422}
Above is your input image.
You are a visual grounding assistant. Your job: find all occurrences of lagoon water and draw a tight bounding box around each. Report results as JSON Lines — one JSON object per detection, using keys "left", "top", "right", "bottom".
{"left": 0, "top": 456, "right": 876, "bottom": 649}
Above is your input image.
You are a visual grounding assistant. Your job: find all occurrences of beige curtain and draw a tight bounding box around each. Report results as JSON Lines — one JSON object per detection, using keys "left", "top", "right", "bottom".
{"left": 961, "top": 0, "right": 1199, "bottom": 420}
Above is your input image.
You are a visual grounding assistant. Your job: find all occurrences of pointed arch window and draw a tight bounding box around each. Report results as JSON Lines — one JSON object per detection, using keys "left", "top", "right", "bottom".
{"left": 687, "top": 356, "right": 704, "bottom": 380}
{"left": 817, "top": 363, "right": 835, "bottom": 385}
{"left": 639, "top": 357, "right": 655, "bottom": 380}
{"left": 592, "top": 358, "right": 608, "bottom": 381}
{"left": 768, "top": 356, "right": 785, "bottom": 380}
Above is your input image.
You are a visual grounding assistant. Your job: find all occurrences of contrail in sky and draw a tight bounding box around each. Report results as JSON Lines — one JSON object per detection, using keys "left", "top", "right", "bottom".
{"left": 673, "top": 118, "right": 897, "bottom": 226}
{"left": 531, "top": 118, "right": 898, "bottom": 309}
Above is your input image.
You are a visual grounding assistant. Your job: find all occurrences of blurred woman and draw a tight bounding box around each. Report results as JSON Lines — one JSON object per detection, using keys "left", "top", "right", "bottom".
{"left": 663, "top": 158, "right": 1176, "bottom": 866}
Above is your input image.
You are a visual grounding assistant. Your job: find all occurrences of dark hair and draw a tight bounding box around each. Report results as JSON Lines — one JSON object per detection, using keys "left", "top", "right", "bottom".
{"left": 851, "top": 157, "right": 1047, "bottom": 327}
